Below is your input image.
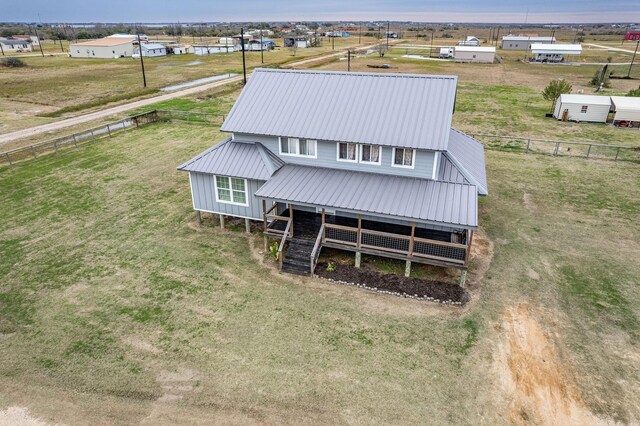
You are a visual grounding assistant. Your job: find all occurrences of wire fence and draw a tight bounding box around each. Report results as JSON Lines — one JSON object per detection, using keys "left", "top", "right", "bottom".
{"left": 0, "top": 110, "right": 225, "bottom": 168}
{"left": 468, "top": 133, "right": 640, "bottom": 163}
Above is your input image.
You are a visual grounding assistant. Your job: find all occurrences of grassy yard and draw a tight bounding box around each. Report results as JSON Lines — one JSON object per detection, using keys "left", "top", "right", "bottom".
{"left": 0, "top": 120, "right": 638, "bottom": 424}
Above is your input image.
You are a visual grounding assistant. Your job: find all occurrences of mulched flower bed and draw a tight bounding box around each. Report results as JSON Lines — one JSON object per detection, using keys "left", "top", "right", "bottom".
{"left": 315, "top": 262, "right": 470, "bottom": 305}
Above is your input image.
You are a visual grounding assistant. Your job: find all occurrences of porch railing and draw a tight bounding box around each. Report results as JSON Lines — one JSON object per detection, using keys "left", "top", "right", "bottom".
{"left": 309, "top": 223, "right": 325, "bottom": 275}
{"left": 323, "top": 223, "right": 468, "bottom": 266}
{"left": 277, "top": 219, "right": 292, "bottom": 271}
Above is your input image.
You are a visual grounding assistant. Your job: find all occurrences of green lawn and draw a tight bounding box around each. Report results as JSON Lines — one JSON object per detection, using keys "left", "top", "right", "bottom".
{"left": 0, "top": 120, "right": 638, "bottom": 424}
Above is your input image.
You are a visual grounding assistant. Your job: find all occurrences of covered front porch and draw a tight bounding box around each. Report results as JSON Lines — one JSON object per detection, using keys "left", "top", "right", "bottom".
{"left": 263, "top": 204, "right": 473, "bottom": 280}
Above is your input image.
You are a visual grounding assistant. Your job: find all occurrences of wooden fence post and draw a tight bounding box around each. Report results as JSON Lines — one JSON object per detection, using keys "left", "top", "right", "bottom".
{"left": 31, "top": 146, "right": 37, "bottom": 159}
{"left": 72, "top": 134, "right": 78, "bottom": 147}
{"left": 54, "top": 141, "right": 58, "bottom": 154}
{"left": 107, "top": 124, "right": 112, "bottom": 137}
{"left": 526, "top": 139, "right": 530, "bottom": 153}
{"left": 615, "top": 147, "right": 620, "bottom": 161}
{"left": 586, "top": 144, "right": 592, "bottom": 158}
{"left": 5, "top": 153, "right": 11, "bottom": 166}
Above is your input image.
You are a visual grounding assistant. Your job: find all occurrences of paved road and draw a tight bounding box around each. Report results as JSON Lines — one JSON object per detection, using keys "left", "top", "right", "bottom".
{"left": 0, "top": 42, "right": 389, "bottom": 147}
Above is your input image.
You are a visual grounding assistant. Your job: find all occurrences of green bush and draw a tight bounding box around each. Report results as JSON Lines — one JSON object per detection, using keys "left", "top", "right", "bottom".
{"left": 0, "top": 57, "right": 26, "bottom": 68}
{"left": 628, "top": 88, "right": 640, "bottom": 97}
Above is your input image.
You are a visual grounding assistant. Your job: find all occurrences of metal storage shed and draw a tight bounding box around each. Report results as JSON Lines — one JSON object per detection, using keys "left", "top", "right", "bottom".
{"left": 610, "top": 96, "right": 640, "bottom": 127}
{"left": 553, "top": 94, "right": 611, "bottom": 123}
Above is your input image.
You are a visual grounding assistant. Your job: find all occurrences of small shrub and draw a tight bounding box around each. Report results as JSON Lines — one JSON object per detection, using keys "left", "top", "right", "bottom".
{"left": 628, "top": 88, "right": 640, "bottom": 97}
{"left": 269, "top": 242, "right": 279, "bottom": 260}
{"left": 0, "top": 57, "right": 26, "bottom": 68}
{"left": 542, "top": 79, "right": 572, "bottom": 111}
{"left": 326, "top": 261, "right": 336, "bottom": 272}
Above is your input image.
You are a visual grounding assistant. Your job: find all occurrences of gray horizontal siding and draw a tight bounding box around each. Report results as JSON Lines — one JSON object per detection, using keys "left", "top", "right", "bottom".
{"left": 234, "top": 133, "right": 436, "bottom": 179}
{"left": 190, "top": 172, "right": 264, "bottom": 220}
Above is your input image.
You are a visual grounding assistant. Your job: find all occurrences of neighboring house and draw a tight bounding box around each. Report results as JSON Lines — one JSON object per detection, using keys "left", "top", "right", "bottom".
{"left": 247, "top": 38, "right": 275, "bottom": 51}
{"left": 610, "top": 96, "right": 640, "bottom": 128}
{"left": 108, "top": 33, "right": 147, "bottom": 42}
{"left": 0, "top": 38, "right": 32, "bottom": 52}
{"left": 454, "top": 46, "right": 495, "bottom": 63}
{"left": 177, "top": 69, "right": 488, "bottom": 281}
{"left": 553, "top": 94, "right": 611, "bottom": 123}
{"left": 194, "top": 44, "right": 236, "bottom": 55}
{"left": 69, "top": 37, "right": 135, "bottom": 58}
{"left": 458, "top": 36, "right": 481, "bottom": 46}
{"left": 13, "top": 35, "right": 39, "bottom": 46}
{"left": 530, "top": 44, "right": 582, "bottom": 62}
{"left": 133, "top": 43, "right": 167, "bottom": 57}
{"left": 283, "top": 35, "right": 310, "bottom": 48}
{"left": 501, "top": 35, "right": 555, "bottom": 50}
{"left": 169, "top": 44, "right": 192, "bottom": 54}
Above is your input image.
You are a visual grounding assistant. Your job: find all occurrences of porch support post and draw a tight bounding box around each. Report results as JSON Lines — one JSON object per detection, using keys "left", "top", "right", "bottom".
{"left": 464, "top": 230, "right": 474, "bottom": 265}
{"left": 408, "top": 222, "right": 415, "bottom": 256}
{"left": 219, "top": 214, "right": 225, "bottom": 229}
{"left": 245, "top": 218, "right": 251, "bottom": 234}
{"left": 262, "top": 199, "right": 267, "bottom": 231}
{"left": 355, "top": 251, "right": 361, "bottom": 268}
{"left": 195, "top": 210, "right": 202, "bottom": 225}
{"left": 289, "top": 204, "right": 293, "bottom": 238}
{"left": 459, "top": 269, "right": 468, "bottom": 288}
{"left": 263, "top": 235, "right": 268, "bottom": 252}
{"left": 357, "top": 213, "right": 362, "bottom": 248}
{"left": 404, "top": 260, "right": 411, "bottom": 277}
{"left": 321, "top": 208, "right": 325, "bottom": 224}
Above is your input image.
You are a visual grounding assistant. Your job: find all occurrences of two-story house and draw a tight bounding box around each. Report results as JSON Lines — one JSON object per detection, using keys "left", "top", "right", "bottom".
{"left": 178, "top": 69, "right": 487, "bottom": 282}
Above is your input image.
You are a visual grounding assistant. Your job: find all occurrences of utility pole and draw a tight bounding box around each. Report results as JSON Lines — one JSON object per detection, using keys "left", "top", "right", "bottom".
{"left": 59, "top": 38, "right": 64, "bottom": 52}
{"left": 332, "top": 35, "right": 334, "bottom": 50}
{"left": 33, "top": 26, "right": 44, "bottom": 57}
{"left": 136, "top": 33, "right": 147, "bottom": 88}
{"left": 430, "top": 30, "right": 434, "bottom": 58}
{"left": 386, "top": 21, "right": 390, "bottom": 49}
{"left": 495, "top": 26, "right": 501, "bottom": 47}
{"left": 378, "top": 25, "right": 381, "bottom": 40}
{"left": 241, "top": 28, "right": 247, "bottom": 85}
{"left": 347, "top": 49, "right": 351, "bottom": 71}
{"left": 0, "top": 43, "right": 4, "bottom": 56}
{"left": 358, "top": 23, "right": 361, "bottom": 44}
{"left": 628, "top": 40, "right": 639, "bottom": 78}
{"left": 260, "top": 29, "right": 264, "bottom": 64}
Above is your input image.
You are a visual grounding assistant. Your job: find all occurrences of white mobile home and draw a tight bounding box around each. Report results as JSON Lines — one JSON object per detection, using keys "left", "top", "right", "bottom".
{"left": 453, "top": 46, "right": 495, "bottom": 63}
{"left": 458, "top": 36, "right": 481, "bottom": 46}
{"left": 610, "top": 96, "right": 640, "bottom": 128}
{"left": 530, "top": 44, "right": 582, "bottom": 62}
{"left": 194, "top": 44, "right": 236, "bottom": 55}
{"left": 553, "top": 94, "right": 611, "bottom": 123}
{"left": 133, "top": 43, "right": 167, "bottom": 57}
{"left": 501, "top": 35, "right": 555, "bottom": 50}
{"left": 0, "top": 38, "right": 32, "bottom": 52}
{"left": 70, "top": 38, "right": 135, "bottom": 58}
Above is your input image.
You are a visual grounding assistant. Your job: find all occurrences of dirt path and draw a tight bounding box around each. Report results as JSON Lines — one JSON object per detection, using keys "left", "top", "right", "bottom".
{"left": 494, "top": 304, "right": 606, "bottom": 425}
{"left": 585, "top": 43, "right": 637, "bottom": 54}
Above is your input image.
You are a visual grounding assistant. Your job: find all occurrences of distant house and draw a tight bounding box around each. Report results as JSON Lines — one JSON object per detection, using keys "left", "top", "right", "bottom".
{"left": 553, "top": 94, "right": 611, "bottom": 123}
{"left": 530, "top": 44, "right": 582, "bottom": 62}
{"left": 133, "top": 43, "right": 167, "bottom": 57}
{"left": 610, "top": 96, "right": 640, "bottom": 128}
{"left": 13, "top": 35, "right": 39, "bottom": 46}
{"left": 283, "top": 35, "right": 310, "bottom": 48}
{"left": 194, "top": 44, "right": 236, "bottom": 55}
{"left": 169, "top": 44, "right": 192, "bottom": 54}
{"left": 458, "top": 36, "right": 481, "bottom": 46}
{"left": 501, "top": 35, "right": 556, "bottom": 50}
{"left": 247, "top": 38, "right": 275, "bottom": 51}
{"left": 177, "top": 69, "right": 487, "bottom": 280}
{"left": 0, "top": 38, "right": 32, "bottom": 52}
{"left": 70, "top": 37, "right": 135, "bottom": 58}
{"left": 453, "top": 46, "right": 495, "bottom": 63}
{"left": 108, "top": 33, "right": 147, "bottom": 42}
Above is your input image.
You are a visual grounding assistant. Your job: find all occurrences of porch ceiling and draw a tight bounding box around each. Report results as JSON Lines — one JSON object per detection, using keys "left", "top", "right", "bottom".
{"left": 256, "top": 165, "right": 478, "bottom": 229}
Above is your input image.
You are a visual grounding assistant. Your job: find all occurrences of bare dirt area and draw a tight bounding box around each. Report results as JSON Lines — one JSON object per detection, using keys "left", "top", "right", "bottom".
{"left": 0, "top": 407, "right": 50, "bottom": 426}
{"left": 494, "top": 304, "right": 607, "bottom": 425}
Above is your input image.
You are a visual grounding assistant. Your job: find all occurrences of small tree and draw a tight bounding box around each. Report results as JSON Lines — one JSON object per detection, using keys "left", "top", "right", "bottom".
{"left": 542, "top": 79, "right": 572, "bottom": 112}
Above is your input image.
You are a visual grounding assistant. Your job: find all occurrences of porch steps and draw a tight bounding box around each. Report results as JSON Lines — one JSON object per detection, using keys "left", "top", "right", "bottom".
{"left": 282, "top": 239, "right": 315, "bottom": 275}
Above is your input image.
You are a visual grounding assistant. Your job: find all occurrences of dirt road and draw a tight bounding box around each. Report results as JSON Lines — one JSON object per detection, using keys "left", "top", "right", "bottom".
{"left": 585, "top": 43, "right": 637, "bottom": 54}
{"left": 0, "top": 42, "right": 391, "bottom": 148}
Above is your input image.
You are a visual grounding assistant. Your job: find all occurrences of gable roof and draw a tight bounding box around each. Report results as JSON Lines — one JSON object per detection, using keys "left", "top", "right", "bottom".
{"left": 558, "top": 94, "right": 611, "bottom": 106}
{"left": 0, "top": 38, "right": 30, "bottom": 46}
{"left": 177, "top": 138, "right": 285, "bottom": 181}
{"left": 221, "top": 68, "right": 458, "bottom": 151}
{"left": 455, "top": 46, "right": 496, "bottom": 53}
{"left": 255, "top": 164, "right": 478, "bottom": 228}
{"left": 444, "top": 129, "right": 488, "bottom": 195}
{"left": 530, "top": 43, "right": 582, "bottom": 54}
{"left": 141, "top": 43, "right": 166, "bottom": 50}
{"left": 502, "top": 35, "right": 556, "bottom": 42}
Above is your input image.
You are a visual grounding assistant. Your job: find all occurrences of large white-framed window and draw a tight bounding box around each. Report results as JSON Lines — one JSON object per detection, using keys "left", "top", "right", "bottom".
{"left": 279, "top": 137, "right": 317, "bottom": 158}
{"left": 360, "top": 144, "right": 382, "bottom": 165}
{"left": 392, "top": 148, "right": 416, "bottom": 169}
{"left": 337, "top": 142, "right": 358, "bottom": 162}
{"left": 215, "top": 175, "right": 249, "bottom": 206}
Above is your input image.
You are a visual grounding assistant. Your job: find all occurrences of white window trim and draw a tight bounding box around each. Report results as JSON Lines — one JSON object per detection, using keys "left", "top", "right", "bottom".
{"left": 278, "top": 136, "right": 317, "bottom": 158}
{"left": 336, "top": 142, "right": 359, "bottom": 163}
{"left": 391, "top": 148, "right": 416, "bottom": 169}
{"left": 214, "top": 176, "right": 249, "bottom": 207}
{"left": 359, "top": 144, "right": 382, "bottom": 165}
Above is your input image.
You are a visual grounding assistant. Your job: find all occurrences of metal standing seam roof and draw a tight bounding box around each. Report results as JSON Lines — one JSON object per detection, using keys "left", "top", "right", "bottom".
{"left": 502, "top": 36, "right": 556, "bottom": 41}
{"left": 438, "top": 155, "right": 469, "bottom": 185}
{"left": 177, "top": 138, "right": 285, "bottom": 180}
{"left": 141, "top": 43, "right": 166, "bottom": 50}
{"left": 610, "top": 96, "right": 640, "bottom": 110}
{"left": 0, "top": 38, "right": 30, "bottom": 46}
{"left": 454, "top": 46, "right": 496, "bottom": 53}
{"left": 220, "top": 68, "right": 458, "bottom": 151}
{"left": 558, "top": 94, "right": 612, "bottom": 106}
{"left": 530, "top": 44, "right": 582, "bottom": 54}
{"left": 445, "top": 129, "right": 488, "bottom": 195}
{"left": 255, "top": 164, "right": 478, "bottom": 228}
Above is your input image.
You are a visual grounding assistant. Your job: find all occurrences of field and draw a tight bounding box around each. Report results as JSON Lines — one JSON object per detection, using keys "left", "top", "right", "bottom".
{"left": 0, "top": 36, "right": 375, "bottom": 134}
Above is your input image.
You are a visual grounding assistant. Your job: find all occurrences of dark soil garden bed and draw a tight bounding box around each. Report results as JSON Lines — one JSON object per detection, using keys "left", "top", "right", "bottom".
{"left": 315, "top": 262, "right": 470, "bottom": 305}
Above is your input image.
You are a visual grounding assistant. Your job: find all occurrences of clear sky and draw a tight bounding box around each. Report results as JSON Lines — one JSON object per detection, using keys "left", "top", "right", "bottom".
{"left": 5, "top": 0, "right": 640, "bottom": 24}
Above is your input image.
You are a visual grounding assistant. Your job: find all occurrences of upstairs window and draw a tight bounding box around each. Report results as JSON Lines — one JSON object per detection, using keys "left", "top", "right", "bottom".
{"left": 360, "top": 144, "right": 381, "bottom": 165}
{"left": 215, "top": 176, "right": 248, "bottom": 206}
{"left": 392, "top": 148, "right": 415, "bottom": 168}
{"left": 280, "top": 137, "right": 316, "bottom": 157}
{"left": 580, "top": 105, "right": 588, "bottom": 113}
{"left": 337, "top": 142, "right": 357, "bottom": 162}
